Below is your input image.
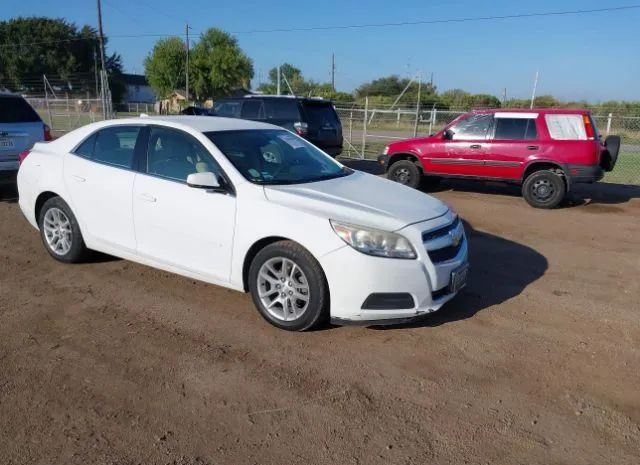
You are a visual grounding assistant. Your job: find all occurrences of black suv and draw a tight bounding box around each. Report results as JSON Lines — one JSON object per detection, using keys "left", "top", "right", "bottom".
{"left": 213, "top": 96, "right": 343, "bottom": 157}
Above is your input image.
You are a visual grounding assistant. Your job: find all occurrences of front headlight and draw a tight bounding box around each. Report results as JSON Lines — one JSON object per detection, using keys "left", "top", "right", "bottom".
{"left": 330, "top": 220, "right": 417, "bottom": 259}
{"left": 382, "top": 145, "right": 390, "bottom": 155}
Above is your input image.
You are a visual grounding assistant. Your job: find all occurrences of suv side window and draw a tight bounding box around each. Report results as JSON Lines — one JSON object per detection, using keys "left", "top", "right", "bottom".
{"left": 74, "top": 126, "right": 140, "bottom": 168}
{"left": 494, "top": 118, "right": 538, "bottom": 140}
{"left": 146, "top": 126, "right": 221, "bottom": 182}
{"left": 448, "top": 114, "right": 493, "bottom": 140}
{"left": 214, "top": 101, "right": 241, "bottom": 118}
{"left": 264, "top": 99, "right": 301, "bottom": 120}
{"left": 241, "top": 100, "right": 265, "bottom": 119}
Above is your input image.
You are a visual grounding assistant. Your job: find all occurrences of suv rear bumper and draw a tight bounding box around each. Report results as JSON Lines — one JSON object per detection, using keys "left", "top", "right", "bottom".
{"left": 566, "top": 164, "right": 604, "bottom": 184}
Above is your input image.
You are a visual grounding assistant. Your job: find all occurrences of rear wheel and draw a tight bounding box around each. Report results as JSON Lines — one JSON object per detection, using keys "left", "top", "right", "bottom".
{"left": 248, "top": 241, "right": 329, "bottom": 331}
{"left": 38, "top": 197, "right": 90, "bottom": 263}
{"left": 522, "top": 170, "right": 566, "bottom": 209}
{"left": 388, "top": 160, "right": 422, "bottom": 189}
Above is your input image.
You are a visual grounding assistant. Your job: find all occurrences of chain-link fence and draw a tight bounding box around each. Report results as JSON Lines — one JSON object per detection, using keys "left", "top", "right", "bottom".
{"left": 27, "top": 96, "right": 109, "bottom": 137}
{"left": 335, "top": 101, "right": 640, "bottom": 185}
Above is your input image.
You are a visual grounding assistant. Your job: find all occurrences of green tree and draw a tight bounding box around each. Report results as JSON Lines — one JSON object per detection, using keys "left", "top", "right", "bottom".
{"left": 0, "top": 17, "right": 123, "bottom": 99}
{"left": 191, "top": 28, "right": 253, "bottom": 100}
{"left": 143, "top": 37, "right": 186, "bottom": 99}
{"left": 355, "top": 75, "right": 436, "bottom": 99}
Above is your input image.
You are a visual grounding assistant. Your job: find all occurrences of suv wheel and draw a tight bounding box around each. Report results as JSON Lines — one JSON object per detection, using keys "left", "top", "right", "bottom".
{"left": 388, "top": 160, "right": 422, "bottom": 188}
{"left": 248, "top": 241, "right": 329, "bottom": 331}
{"left": 522, "top": 170, "right": 566, "bottom": 209}
{"left": 38, "top": 197, "right": 90, "bottom": 262}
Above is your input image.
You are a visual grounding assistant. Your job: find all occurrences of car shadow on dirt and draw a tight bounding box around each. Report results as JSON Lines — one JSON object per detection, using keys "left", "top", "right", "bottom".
{"left": 370, "top": 221, "right": 548, "bottom": 330}
{"left": 0, "top": 182, "right": 18, "bottom": 203}
{"left": 340, "top": 159, "right": 640, "bottom": 207}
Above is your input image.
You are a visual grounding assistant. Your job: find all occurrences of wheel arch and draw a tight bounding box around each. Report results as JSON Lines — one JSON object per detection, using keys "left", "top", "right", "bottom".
{"left": 522, "top": 161, "right": 569, "bottom": 188}
{"left": 241, "top": 236, "right": 290, "bottom": 291}
{"left": 387, "top": 152, "right": 423, "bottom": 171}
{"left": 34, "top": 191, "right": 63, "bottom": 225}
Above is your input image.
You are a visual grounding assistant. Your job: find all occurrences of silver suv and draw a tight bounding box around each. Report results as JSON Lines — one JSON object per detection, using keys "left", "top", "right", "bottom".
{"left": 1, "top": 93, "right": 51, "bottom": 183}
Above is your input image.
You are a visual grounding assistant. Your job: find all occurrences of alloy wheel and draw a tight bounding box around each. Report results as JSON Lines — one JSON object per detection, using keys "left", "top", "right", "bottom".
{"left": 43, "top": 207, "right": 73, "bottom": 255}
{"left": 257, "top": 257, "right": 310, "bottom": 322}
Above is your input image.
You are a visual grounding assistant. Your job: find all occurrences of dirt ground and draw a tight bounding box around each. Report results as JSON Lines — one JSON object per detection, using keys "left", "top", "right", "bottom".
{"left": 1, "top": 173, "right": 639, "bottom": 465}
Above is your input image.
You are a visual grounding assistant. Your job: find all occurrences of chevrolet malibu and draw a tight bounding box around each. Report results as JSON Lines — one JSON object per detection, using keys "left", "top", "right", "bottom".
{"left": 17, "top": 116, "right": 468, "bottom": 331}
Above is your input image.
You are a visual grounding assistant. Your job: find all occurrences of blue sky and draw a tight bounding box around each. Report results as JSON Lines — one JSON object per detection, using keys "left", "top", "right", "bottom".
{"left": 3, "top": 0, "right": 640, "bottom": 101}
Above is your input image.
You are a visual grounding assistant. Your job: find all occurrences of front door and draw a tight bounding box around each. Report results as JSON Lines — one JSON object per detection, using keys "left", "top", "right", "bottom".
{"left": 132, "top": 126, "right": 236, "bottom": 282}
{"left": 424, "top": 113, "right": 493, "bottom": 177}
{"left": 64, "top": 125, "right": 143, "bottom": 252}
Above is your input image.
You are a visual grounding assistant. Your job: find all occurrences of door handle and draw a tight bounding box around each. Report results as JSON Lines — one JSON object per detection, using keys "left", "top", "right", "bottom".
{"left": 469, "top": 144, "right": 482, "bottom": 149}
{"left": 139, "top": 193, "right": 157, "bottom": 203}
{"left": 71, "top": 174, "right": 86, "bottom": 182}
{"left": 527, "top": 145, "right": 539, "bottom": 150}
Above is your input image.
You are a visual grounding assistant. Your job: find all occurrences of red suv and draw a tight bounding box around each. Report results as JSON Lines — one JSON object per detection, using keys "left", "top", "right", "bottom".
{"left": 378, "top": 109, "right": 620, "bottom": 208}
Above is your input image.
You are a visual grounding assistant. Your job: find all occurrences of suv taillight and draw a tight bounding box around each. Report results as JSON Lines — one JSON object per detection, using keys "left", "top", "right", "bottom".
{"left": 293, "top": 122, "right": 308, "bottom": 136}
{"left": 44, "top": 124, "right": 53, "bottom": 141}
{"left": 583, "top": 115, "right": 595, "bottom": 140}
{"left": 18, "top": 150, "right": 31, "bottom": 166}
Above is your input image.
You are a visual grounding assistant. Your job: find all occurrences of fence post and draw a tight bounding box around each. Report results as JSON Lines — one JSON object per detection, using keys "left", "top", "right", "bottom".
{"left": 348, "top": 110, "right": 353, "bottom": 156}
{"left": 397, "top": 109, "right": 400, "bottom": 128}
{"left": 43, "top": 75, "right": 54, "bottom": 131}
{"left": 362, "top": 97, "right": 368, "bottom": 159}
{"left": 606, "top": 113, "right": 613, "bottom": 136}
{"left": 413, "top": 76, "right": 422, "bottom": 137}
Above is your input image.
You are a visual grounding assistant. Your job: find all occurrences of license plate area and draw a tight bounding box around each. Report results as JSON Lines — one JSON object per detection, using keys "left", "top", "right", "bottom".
{"left": 449, "top": 263, "right": 469, "bottom": 294}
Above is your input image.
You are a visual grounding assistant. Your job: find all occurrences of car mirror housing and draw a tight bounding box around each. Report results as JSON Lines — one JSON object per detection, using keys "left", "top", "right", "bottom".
{"left": 186, "top": 172, "right": 221, "bottom": 189}
{"left": 443, "top": 129, "right": 454, "bottom": 140}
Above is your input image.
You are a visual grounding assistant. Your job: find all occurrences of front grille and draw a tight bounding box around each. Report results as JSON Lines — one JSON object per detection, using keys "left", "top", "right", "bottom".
{"left": 422, "top": 216, "right": 460, "bottom": 242}
{"left": 428, "top": 237, "right": 465, "bottom": 263}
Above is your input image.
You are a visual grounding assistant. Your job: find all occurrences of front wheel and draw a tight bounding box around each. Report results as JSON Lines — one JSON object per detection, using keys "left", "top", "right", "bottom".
{"left": 522, "top": 170, "right": 566, "bottom": 209}
{"left": 248, "top": 241, "right": 329, "bottom": 331}
{"left": 387, "top": 160, "right": 422, "bottom": 189}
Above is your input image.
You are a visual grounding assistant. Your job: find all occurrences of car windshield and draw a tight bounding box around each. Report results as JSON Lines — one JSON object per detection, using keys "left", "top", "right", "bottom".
{"left": 205, "top": 129, "right": 351, "bottom": 185}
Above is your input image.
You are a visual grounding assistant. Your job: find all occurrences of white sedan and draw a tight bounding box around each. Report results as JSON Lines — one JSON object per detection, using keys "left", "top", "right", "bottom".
{"left": 17, "top": 116, "right": 468, "bottom": 331}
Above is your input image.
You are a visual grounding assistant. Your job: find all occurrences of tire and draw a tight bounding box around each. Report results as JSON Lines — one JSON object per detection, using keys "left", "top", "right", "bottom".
{"left": 387, "top": 159, "right": 422, "bottom": 189}
{"left": 248, "top": 240, "right": 329, "bottom": 331}
{"left": 38, "top": 197, "right": 90, "bottom": 263}
{"left": 522, "top": 170, "right": 566, "bottom": 209}
{"left": 601, "top": 135, "right": 621, "bottom": 172}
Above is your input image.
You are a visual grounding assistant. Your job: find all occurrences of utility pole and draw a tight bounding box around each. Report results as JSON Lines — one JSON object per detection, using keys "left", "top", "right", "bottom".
{"left": 276, "top": 66, "right": 281, "bottom": 95}
{"left": 331, "top": 53, "right": 335, "bottom": 91}
{"left": 185, "top": 23, "right": 190, "bottom": 103}
{"left": 413, "top": 74, "right": 422, "bottom": 138}
{"left": 530, "top": 70, "right": 539, "bottom": 109}
{"left": 96, "top": 0, "right": 108, "bottom": 118}
{"left": 93, "top": 46, "right": 99, "bottom": 99}
{"left": 502, "top": 88, "right": 507, "bottom": 105}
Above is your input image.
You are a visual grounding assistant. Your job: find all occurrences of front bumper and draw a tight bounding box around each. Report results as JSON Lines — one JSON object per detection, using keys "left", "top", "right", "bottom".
{"left": 319, "top": 211, "right": 468, "bottom": 324}
{"left": 566, "top": 164, "right": 604, "bottom": 184}
{"left": 377, "top": 154, "right": 389, "bottom": 170}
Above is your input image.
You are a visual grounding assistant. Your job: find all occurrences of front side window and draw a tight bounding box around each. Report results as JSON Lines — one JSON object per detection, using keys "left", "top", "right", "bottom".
{"left": 146, "top": 127, "right": 220, "bottom": 182}
{"left": 205, "top": 129, "right": 351, "bottom": 185}
{"left": 75, "top": 126, "right": 140, "bottom": 168}
{"left": 494, "top": 117, "right": 538, "bottom": 140}
{"left": 448, "top": 114, "right": 493, "bottom": 140}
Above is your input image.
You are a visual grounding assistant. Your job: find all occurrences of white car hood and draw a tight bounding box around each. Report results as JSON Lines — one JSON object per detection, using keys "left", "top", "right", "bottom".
{"left": 263, "top": 171, "right": 448, "bottom": 231}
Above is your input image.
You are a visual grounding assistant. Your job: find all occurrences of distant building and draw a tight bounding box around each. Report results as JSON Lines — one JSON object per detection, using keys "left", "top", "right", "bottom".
{"left": 122, "top": 74, "right": 155, "bottom": 103}
{"left": 156, "top": 90, "right": 187, "bottom": 114}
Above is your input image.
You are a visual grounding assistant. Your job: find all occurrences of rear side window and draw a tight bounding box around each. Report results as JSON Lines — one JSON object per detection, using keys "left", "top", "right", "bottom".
{"left": 0, "top": 96, "right": 41, "bottom": 123}
{"left": 264, "top": 99, "right": 301, "bottom": 120}
{"left": 241, "top": 100, "right": 265, "bottom": 119}
{"left": 214, "top": 101, "right": 241, "bottom": 118}
{"left": 302, "top": 102, "right": 339, "bottom": 127}
{"left": 494, "top": 118, "right": 538, "bottom": 140}
{"left": 91, "top": 126, "right": 141, "bottom": 168}
{"left": 545, "top": 114, "right": 587, "bottom": 140}
{"left": 449, "top": 114, "right": 493, "bottom": 140}
{"left": 74, "top": 133, "right": 97, "bottom": 158}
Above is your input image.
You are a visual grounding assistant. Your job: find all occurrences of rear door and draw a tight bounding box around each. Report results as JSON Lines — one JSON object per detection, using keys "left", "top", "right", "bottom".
{"left": 300, "top": 100, "right": 343, "bottom": 151}
{"left": 64, "top": 125, "right": 143, "bottom": 252}
{"left": 0, "top": 96, "right": 44, "bottom": 170}
{"left": 485, "top": 113, "right": 540, "bottom": 179}
{"left": 263, "top": 98, "right": 302, "bottom": 132}
{"left": 239, "top": 99, "right": 265, "bottom": 121}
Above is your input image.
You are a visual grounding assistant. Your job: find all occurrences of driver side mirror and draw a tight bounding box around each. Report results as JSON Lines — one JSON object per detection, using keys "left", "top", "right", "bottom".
{"left": 443, "top": 128, "right": 454, "bottom": 140}
{"left": 187, "top": 172, "right": 221, "bottom": 190}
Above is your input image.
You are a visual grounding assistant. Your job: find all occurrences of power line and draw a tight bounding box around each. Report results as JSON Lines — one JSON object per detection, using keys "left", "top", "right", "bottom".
{"left": 0, "top": 4, "right": 638, "bottom": 48}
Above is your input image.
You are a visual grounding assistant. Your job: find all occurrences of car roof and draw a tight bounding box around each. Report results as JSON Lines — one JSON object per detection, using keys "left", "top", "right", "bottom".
{"left": 472, "top": 108, "right": 591, "bottom": 115}
{"left": 114, "top": 115, "right": 281, "bottom": 132}
{"left": 218, "top": 95, "right": 332, "bottom": 103}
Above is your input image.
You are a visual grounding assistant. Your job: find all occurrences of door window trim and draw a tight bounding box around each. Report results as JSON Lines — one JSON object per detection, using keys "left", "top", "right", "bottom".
{"left": 139, "top": 125, "right": 235, "bottom": 194}
{"left": 70, "top": 125, "right": 146, "bottom": 173}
